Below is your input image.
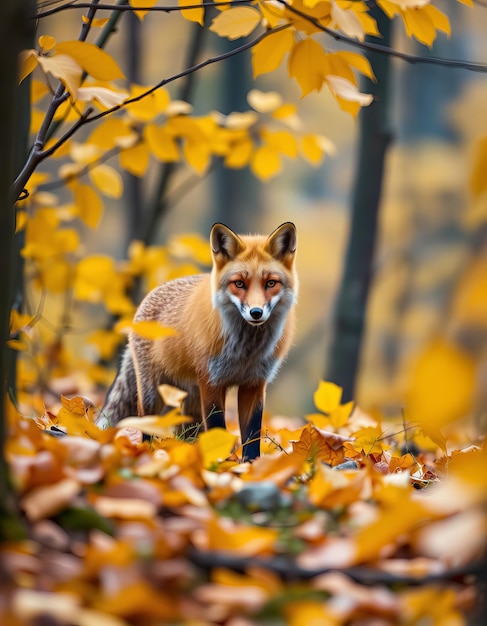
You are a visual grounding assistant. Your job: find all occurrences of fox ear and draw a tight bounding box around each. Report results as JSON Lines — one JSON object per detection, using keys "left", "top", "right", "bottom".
{"left": 210, "top": 223, "right": 244, "bottom": 267}
{"left": 266, "top": 222, "right": 297, "bottom": 268}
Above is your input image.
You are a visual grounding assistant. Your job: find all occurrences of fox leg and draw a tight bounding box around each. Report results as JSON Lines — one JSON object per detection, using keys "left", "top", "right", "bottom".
{"left": 199, "top": 384, "right": 226, "bottom": 430}
{"left": 238, "top": 382, "right": 266, "bottom": 461}
{"left": 179, "top": 384, "right": 202, "bottom": 439}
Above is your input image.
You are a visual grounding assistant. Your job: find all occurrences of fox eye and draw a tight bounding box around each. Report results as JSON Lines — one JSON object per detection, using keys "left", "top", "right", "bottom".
{"left": 234, "top": 280, "right": 245, "bottom": 289}
{"left": 266, "top": 279, "right": 278, "bottom": 288}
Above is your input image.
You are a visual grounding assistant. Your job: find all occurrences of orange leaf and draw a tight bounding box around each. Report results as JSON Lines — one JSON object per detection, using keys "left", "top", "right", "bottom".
{"left": 243, "top": 449, "right": 306, "bottom": 485}
{"left": 205, "top": 515, "right": 278, "bottom": 556}
{"left": 292, "top": 423, "right": 348, "bottom": 466}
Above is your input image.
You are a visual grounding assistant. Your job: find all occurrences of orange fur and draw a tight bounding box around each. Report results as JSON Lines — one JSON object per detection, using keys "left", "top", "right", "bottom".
{"left": 102, "top": 223, "right": 298, "bottom": 460}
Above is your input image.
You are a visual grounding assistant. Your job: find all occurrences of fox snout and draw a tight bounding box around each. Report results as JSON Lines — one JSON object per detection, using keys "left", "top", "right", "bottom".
{"left": 250, "top": 307, "right": 263, "bottom": 321}
{"left": 241, "top": 303, "right": 269, "bottom": 326}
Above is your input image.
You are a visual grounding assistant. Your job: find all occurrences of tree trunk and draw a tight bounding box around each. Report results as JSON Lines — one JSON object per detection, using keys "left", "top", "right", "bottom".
{"left": 325, "top": 11, "right": 393, "bottom": 402}
{"left": 0, "top": 0, "right": 35, "bottom": 541}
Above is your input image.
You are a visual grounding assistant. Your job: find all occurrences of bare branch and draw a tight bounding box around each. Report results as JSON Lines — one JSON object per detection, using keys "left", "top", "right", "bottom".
{"left": 13, "top": 0, "right": 119, "bottom": 201}
{"left": 276, "top": 0, "right": 487, "bottom": 74}
{"left": 37, "top": 25, "right": 291, "bottom": 158}
{"left": 35, "top": 0, "right": 251, "bottom": 18}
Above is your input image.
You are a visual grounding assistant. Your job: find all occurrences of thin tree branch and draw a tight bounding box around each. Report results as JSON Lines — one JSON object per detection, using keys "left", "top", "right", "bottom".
{"left": 35, "top": 0, "right": 250, "bottom": 18}
{"left": 275, "top": 0, "right": 487, "bottom": 74}
{"left": 44, "top": 0, "right": 129, "bottom": 145}
{"left": 28, "top": 25, "right": 290, "bottom": 169}
{"left": 12, "top": 0, "right": 120, "bottom": 201}
{"left": 140, "top": 21, "right": 208, "bottom": 244}
{"left": 33, "top": 0, "right": 487, "bottom": 76}
{"left": 37, "top": 146, "right": 122, "bottom": 191}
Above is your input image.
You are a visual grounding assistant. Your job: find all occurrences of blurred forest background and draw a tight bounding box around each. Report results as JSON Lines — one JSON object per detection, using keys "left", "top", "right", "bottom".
{"left": 17, "top": 0, "right": 487, "bottom": 427}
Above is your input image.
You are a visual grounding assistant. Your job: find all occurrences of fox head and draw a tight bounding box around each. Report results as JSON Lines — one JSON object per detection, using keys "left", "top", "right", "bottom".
{"left": 210, "top": 222, "right": 297, "bottom": 327}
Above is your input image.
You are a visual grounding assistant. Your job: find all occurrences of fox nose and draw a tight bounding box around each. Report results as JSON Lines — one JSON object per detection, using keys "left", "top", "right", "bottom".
{"left": 250, "top": 307, "right": 263, "bottom": 320}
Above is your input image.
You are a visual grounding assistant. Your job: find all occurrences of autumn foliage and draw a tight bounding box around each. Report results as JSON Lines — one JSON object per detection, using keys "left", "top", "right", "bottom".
{"left": 2, "top": 381, "right": 486, "bottom": 624}
{"left": 3, "top": 0, "right": 487, "bottom": 624}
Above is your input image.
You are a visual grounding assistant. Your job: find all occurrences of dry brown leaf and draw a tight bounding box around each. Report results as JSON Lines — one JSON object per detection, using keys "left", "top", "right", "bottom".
{"left": 92, "top": 495, "right": 158, "bottom": 520}
{"left": 21, "top": 478, "right": 81, "bottom": 522}
{"left": 291, "top": 423, "right": 349, "bottom": 466}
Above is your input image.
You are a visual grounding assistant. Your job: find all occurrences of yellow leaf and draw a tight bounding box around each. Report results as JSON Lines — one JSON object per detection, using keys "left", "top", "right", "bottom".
{"left": 183, "top": 136, "right": 212, "bottom": 175}
{"left": 129, "top": 0, "right": 157, "bottom": 20}
{"left": 350, "top": 425, "right": 385, "bottom": 456}
{"left": 82, "top": 15, "right": 110, "bottom": 27}
{"left": 117, "top": 413, "right": 192, "bottom": 437}
{"left": 326, "top": 75, "right": 373, "bottom": 107}
{"left": 87, "top": 329, "right": 122, "bottom": 360}
{"left": 385, "top": 0, "right": 430, "bottom": 7}
{"left": 114, "top": 319, "right": 177, "bottom": 340}
{"left": 144, "top": 124, "right": 180, "bottom": 162}
{"left": 313, "top": 381, "right": 342, "bottom": 414}
{"left": 288, "top": 38, "right": 327, "bottom": 96}
{"left": 124, "top": 85, "right": 169, "bottom": 121}
{"left": 119, "top": 141, "right": 150, "bottom": 177}
{"left": 401, "top": 7, "right": 437, "bottom": 47}
{"left": 39, "top": 35, "right": 56, "bottom": 52}
{"left": 422, "top": 4, "right": 450, "bottom": 36}
{"left": 39, "top": 257, "right": 73, "bottom": 294}
{"left": 9, "top": 310, "right": 33, "bottom": 334}
{"left": 169, "top": 233, "right": 212, "bottom": 265}
{"left": 75, "top": 255, "right": 116, "bottom": 300}
{"left": 70, "top": 142, "right": 100, "bottom": 164}
{"left": 258, "top": 0, "right": 285, "bottom": 27}
{"left": 89, "top": 164, "right": 123, "bottom": 199}
{"left": 252, "top": 28, "right": 294, "bottom": 78}
{"left": 210, "top": 7, "right": 262, "bottom": 40}
{"left": 354, "top": 493, "right": 428, "bottom": 564}
{"left": 198, "top": 428, "right": 237, "bottom": 467}
{"left": 405, "top": 339, "right": 477, "bottom": 443}
{"left": 207, "top": 515, "right": 278, "bottom": 556}
{"left": 338, "top": 50, "right": 375, "bottom": 81}
{"left": 36, "top": 53, "right": 82, "bottom": 98}
{"left": 87, "top": 118, "right": 135, "bottom": 151}
{"left": 76, "top": 86, "right": 128, "bottom": 109}
{"left": 272, "top": 103, "right": 298, "bottom": 120}
{"left": 224, "top": 134, "right": 253, "bottom": 169}
{"left": 452, "top": 256, "right": 487, "bottom": 328}
{"left": 179, "top": 0, "right": 204, "bottom": 26}
{"left": 247, "top": 89, "right": 282, "bottom": 113}
{"left": 31, "top": 79, "right": 49, "bottom": 103}
{"left": 301, "top": 134, "right": 323, "bottom": 165}
{"left": 262, "top": 129, "right": 298, "bottom": 158}
{"left": 286, "top": 601, "right": 337, "bottom": 626}
{"left": 15, "top": 210, "right": 28, "bottom": 233}
{"left": 55, "top": 41, "right": 125, "bottom": 81}
{"left": 329, "top": 401, "right": 354, "bottom": 429}
{"left": 73, "top": 183, "right": 104, "bottom": 228}
{"left": 308, "top": 463, "right": 364, "bottom": 508}
{"left": 470, "top": 137, "right": 487, "bottom": 200}
{"left": 250, "top": 145, "right": 281, "bottom": 180}
{"left": 158, "top": 384, "right": 188, "bottom": 408}
{"left": 331, "top": 0, "right": 365, "bottom": 41}
{"left": 74, "top": 256, "right": 133, "bottom": 315}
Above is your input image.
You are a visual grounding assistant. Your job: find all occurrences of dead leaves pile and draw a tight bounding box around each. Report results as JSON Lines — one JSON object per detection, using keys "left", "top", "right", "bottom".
{"left": 1, "top": 382, "right": 486, "bottom": 625}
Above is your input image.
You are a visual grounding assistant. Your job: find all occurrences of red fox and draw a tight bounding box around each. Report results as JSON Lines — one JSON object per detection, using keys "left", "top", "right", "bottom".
{"left": 101, "top": 222, "right": 297, "bottom": 460}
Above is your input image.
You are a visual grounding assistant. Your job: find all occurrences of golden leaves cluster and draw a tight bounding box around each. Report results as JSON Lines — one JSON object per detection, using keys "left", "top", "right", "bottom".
{"left": 3, "top": 376, "right": 486, "bottom": 624}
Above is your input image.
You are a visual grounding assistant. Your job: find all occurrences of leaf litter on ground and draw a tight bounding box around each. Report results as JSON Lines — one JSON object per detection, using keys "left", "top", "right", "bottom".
{"left": 1, "top": 381, "right": 486, "bottom": 625}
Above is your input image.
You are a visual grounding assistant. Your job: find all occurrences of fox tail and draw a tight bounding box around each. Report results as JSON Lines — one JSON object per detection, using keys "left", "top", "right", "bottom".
{"left": 98, "top": 347, "right": 138, "bottom": 428}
